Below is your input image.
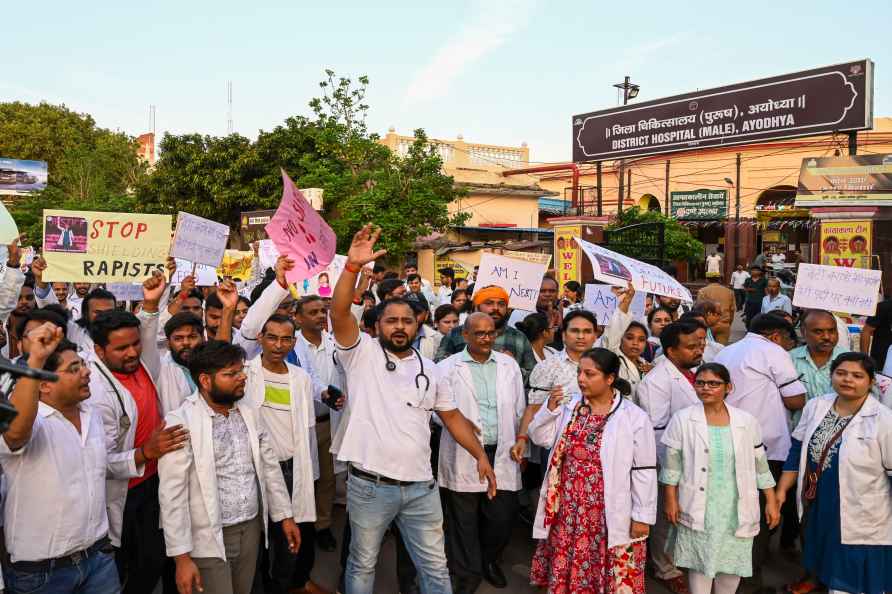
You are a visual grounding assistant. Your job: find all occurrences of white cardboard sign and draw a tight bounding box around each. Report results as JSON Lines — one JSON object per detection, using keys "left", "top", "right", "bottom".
{"left": 171, "top": 258, "right": 218, "bottom": 287}
{"left": 583, "top": 284, "right": 647, "bottom": 326}
{"left": 107, "top": 283, "right": 145, "bottom": 302}
{"left": 793, "top": 263, "right": 881, "bottom": 316}
{"left": 472, "top": 252, "right": 547, "bottom": 312}
{"left": 170, "top": 211, "right": 230, "bottom": 267}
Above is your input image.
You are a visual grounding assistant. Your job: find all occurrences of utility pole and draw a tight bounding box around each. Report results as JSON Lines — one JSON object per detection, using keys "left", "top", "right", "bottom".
{"left": 227, "top": 81, "right": 234, "bottom": 135}
{"left": 612, "top": 76, "right": 640, "bottom": 217}
{"left": 596, "top": 162, "right": 603, "bottom": 216}
{"left": 664, "top": 160, "right": 671, "bottom": 216}
{"left": 735, "top": 152, "right": 741, "bottom": 267}
{"left": 848, "top": 131, "right": 858, "bottom": 155}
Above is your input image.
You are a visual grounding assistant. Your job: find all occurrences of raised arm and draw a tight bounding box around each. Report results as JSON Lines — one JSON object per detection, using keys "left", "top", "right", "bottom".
{"left": 138, "top": 270, "right": 166, "bottom": 379}
{"left": 214, "top": 280, "right": 239, "bottom": 344}
{"left": 332, "top": 224, "right": 387, "bottom": 348}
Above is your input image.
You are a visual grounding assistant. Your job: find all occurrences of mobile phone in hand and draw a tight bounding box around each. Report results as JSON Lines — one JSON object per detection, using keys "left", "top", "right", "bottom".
{"left": 322, "top": 385, "right": 344, "bottom": 411}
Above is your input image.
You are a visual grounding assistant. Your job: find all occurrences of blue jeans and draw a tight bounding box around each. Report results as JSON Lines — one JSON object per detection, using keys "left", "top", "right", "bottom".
{"left": 345, "top": 473, "right": 451, "bottom": 594}
{"left": 7, "top": 550, "right": 121, "bottom": 594}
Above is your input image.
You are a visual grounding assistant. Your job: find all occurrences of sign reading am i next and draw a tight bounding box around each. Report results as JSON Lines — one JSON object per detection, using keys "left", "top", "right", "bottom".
{"left": 573, "top": 60, "right": 874, "bottom": 161}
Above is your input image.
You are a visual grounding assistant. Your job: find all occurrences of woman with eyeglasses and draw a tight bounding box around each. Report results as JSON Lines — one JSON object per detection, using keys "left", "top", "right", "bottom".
{"left": 661, "top": 363, "right": 780, "bottom": 594}
{"left": 775, "top": 352, "right": 892, "bottom": 594}
{"left": 528, "top": 348, "right": 656, "bottom": 593}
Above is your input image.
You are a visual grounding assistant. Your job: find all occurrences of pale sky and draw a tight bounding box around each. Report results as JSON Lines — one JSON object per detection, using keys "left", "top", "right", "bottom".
{"left": 3, "top": 0, "right": 891, "bottom": 163}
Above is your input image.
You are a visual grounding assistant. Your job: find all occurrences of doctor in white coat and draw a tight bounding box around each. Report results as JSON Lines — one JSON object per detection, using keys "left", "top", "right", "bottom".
{"left": 634, "top": 318, "right": 704, "bottom": 586}
{"left": 158, "top": 340, "right": 300, "bottom": 594}
{"left": 527, "top": 347, "right": 656, "bottom": 591}
{"left": 437, "top": 313, "right": 524, "bottom": 593}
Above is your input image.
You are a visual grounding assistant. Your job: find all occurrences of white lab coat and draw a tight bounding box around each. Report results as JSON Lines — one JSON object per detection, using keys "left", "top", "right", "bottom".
{"left": 528, "top": 393, "right": 657, "bottom": 547}
{"left": 235, "top": 280, "right": 293, "bottom": 360}
{"left": 417, "top": 325, "right": 440, "bottom": 361}
{"left": 87, "top": 310, "right": 160, "bottom": 547}
{"left": 636, "top": 357, "right": 699, "bottom": 459}
{"left": 661, "top": 404, "right": 767, "bottom": 537}
{"left": 157, "top": 393, "right": 293, "bottom": 559}
{"left": 244, "top": 356, "right": 318, "bottom": 522}
{"left": 791, "top": 394, "right": 892, "bottom": 545}
{"left": 436, "top": 351, "right": 524, "bottom": 492}
{"left": 600, "top": 308, "right": 644, "bottom": 403}
{"left": 156, "top": 352, "right": 195, "bottom": 417}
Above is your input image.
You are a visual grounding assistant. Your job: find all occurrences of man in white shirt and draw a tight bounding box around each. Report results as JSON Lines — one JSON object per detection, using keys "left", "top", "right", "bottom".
{"left": 714, "top": 313, "right": 806, "bottom": 588}
{"left": 438, "top": 313, "right": 524, "bottom": 593}
{"left": 636, "top": 319, "right": 704, "bottom": 591}
{"left": 1, "top": 328, "right": 140, "bottom": 593}
{"left": 330, "top": 224, "right": 495, "bottom": 594}
{"left": 159, "top": 340, "right": 301, "bottom": 594}
{"left": 730, "top": 264, "right": 750, "bottom": 311}
{"left": 435, "top": 267, "right": 455, "bottom": 308}
{"left": 295, "top": 295, "right": 346, "bottom": 555}
{"left": 760, "top": 278, "right": 792, "bottom": 315}
{"left": 705, "top": 250, "right": 722, "bottom": 280}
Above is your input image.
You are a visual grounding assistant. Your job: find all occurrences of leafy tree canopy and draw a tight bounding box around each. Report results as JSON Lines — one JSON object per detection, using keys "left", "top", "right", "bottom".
{"left": 607, "top": 206, "right": 704, "bottom": 262}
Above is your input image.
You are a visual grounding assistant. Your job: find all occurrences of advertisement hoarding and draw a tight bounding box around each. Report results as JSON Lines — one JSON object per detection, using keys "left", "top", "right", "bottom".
{"left": 795, "top": 154, "right": 892, "bottom": 207}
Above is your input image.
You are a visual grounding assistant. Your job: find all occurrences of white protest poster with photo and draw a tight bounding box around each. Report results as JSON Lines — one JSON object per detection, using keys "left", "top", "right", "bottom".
{"left": 170, "top": 212, "right": 230, "bottom": 267}
{"left": 472, "top": 252, "right": 547, "bottom": 312}
{"left": 258, "top": 239, "right": 280, "bottom": 271}
{"left": 793, "top": 263, "right": 881, "bottom": 316}
{"left": 583, "top": 284, "right": 647, "bottom": 326}
{"left": 171, "top": 258, "right": 218, "bottom": 286}
{"left": 576, "top": 237, "right": 693, "bottom": 303}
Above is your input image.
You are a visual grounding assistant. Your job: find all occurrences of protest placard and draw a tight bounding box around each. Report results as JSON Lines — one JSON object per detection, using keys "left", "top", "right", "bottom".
{"left": 217, "top": 250, "right": 253, "bottom": 281}
{"left": 170, "top": 212, "right": 230, "bottom": 267}
{"left": 258, "top": 239, "right": 279, "bottom": 271}
{"left": 42, "top": 209, "right": 172, "bottom": 283}
{"left": 107, "top": 283, "right": 145, "bottom": 302}
{"left": 499, "top": 249, "right": 552, "bottom": 268}
{"left": 472, "top": 252, "right": 547, "bottom": 312}
{"left": 265, "top": 169, "right": 336, "bottom": 283}
{"left": 583, "top": 284, "right": 647, "bottom": 326}
{"left": 0, "top": 202, "right": 18, "bottom": 244}
{"left": 793, "top": 263, "right": 881, "bottom": 316}
{"left": 576, "top": 237, "right": 693, "bottom": 303}
{"left": 171, "top": 259, "right": 218, "bottom": 286}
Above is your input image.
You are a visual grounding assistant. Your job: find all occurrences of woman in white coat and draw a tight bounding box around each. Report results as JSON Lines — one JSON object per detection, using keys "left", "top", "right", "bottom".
{"left": 528, "top": 347, "right": 656, "bottom": 594}
{"left": 661, "top": 362, "right": 780, "bottom": 594}
{"left": 600, "top": 285, "right": 654, "bottom": 404}
{"left": 776, "top": 352, "right": 892, "bottom": 594}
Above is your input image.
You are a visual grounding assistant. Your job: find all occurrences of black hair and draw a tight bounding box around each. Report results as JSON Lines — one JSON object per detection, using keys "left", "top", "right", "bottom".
{"left": 361, "top": 290, "right": 376, "bottom": 303}
{"left": 830, "top": 351, "right": 876, "bottom": 380}
{"left": 361, "top": 307, "right": 379, "bottom": 329}
{"left": 679, "top": 312, "right": 708, "bottom": 328}
{"left": 237, "top": 295, "right": 250, "bottom": 308}
{"left": 376, "top": 278, "right": 404, "bottom": 302}
{"left": 42, "top": 303, "right": 71, "bottom": 322}
{"left": 562, "top": 309, "right": 598, "bottom": 333}
{"left": 748, "top": 313, "right": 795, "bottom": 338}
{"left": 16, "top": 308, "right": 68, "bottom": 339}
{"left": 77, "top": 288, "right": 118, "bottom": 328}
{"left": 382, "top": 271, "right": 399, "bottom": 280}
{"left": 695, "top": 362, "right": 732, "bottom": 384}
{"left": 405, "top": 296, "right": 427, "bottom": 316}
{"left": 541, "top": 275, "right": 558, "bottom": 288}
{"left": 406, "top": 273, "right": 421, "bottom": 283}
{"left": 187, "top": 340, "right": 246, "bottom": 386}
{"left": 516, "top": 312, "right": 550, "bottom": 342}
{"left": 204, "top": 291, "right": 223, "bottom": 311}
{"left": 183, "top": 289, "right": 204, "bottom": 304}
{"left": 438, "top": 267, "right": 455, "bottom": 278}
{"left": 90, "top": 310, "right": 141, "bottom": 348}
{"left": 377, "top": 298, "right": 414, "bottom": 319}
{"left": 624, "top": 320, "right": 649, "bottom": 337}
{"left": 403, "top": 262, "right": 417, "bottom": 270}
{"left": 434, "top": 304, "right": 458, "bottom": 324}
{"left": 579, "top": 348, "right": 632, "bottom": 396}
{"left": 660, "top": 320, "right": 704, "bottom": 352}
{"left": 295, "top": 295, "right": 323, "bottom": 315}
{"left": 261, "top": 313, "right": 297, "bottom": 335}
{"left": 164, "top": 312, "right": 204, "bottom": 339}
{"left": 564, "top": 280, "right": 582, "bottom": 293}
{"left": 43, "top": 339, "right": 79, "bottom": 373}
{"left": 450, "top": 288, "right": 470, "bottom": 312}
{"left": 647, "top": 306, "right": 674, "bottom": 328}
{"left": 373, "top": 263, "right": 386, "bottom": 274}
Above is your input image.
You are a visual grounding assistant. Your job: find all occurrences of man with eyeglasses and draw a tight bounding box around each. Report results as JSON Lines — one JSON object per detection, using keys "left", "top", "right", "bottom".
{"left": 1, "top": 329, "right": 144, "bottom": 593}
{"left": 244, "top": 313, "right": 325, "bottom": 594}
{"left": 437, "top": 312, "right": 524, "bottom": 593}
{"left": 330, "top": 224, "right": 496, "bottom": 594}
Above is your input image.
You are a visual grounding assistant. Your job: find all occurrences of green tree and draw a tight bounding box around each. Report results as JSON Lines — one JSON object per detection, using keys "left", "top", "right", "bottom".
{"left": 607, "top": 206, "right": 703, "bottom": 262}
{"left": 0, "top": 102, "right": 146, "bottom": 244}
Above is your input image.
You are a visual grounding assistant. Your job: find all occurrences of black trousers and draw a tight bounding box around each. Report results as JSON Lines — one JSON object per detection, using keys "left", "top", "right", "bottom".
{"left": 744, "top": 301, "right": 761, "bottom": 328}
{"left": 734, "top": 288, "right": 746, "bottom": 311}
{"left": 116, "top": 475, "right": 167, "bottom": 594}
{"left": 264, "top": 460, "right": 316, "bottom": 592}
{"left": 752, "top": 460, "right": 784, "bottom": 584}
{"left": 443, "top": 445, "right": 517, "bottom": 593}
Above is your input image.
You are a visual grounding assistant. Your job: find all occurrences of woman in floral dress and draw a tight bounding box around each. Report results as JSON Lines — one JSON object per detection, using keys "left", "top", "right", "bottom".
{"left": 661, "top": 363, "right": 780, "bottom": 594}
{"left": 528, "top": 347, "right": 657, "bottom": 593}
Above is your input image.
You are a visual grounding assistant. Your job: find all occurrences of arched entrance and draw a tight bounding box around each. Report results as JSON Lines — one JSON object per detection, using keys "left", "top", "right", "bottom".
{"left": 755, "top": 185, "right": 811, "bottom": 263}
{"left": 638, "top": 194, "right": 661, "bottom": 212}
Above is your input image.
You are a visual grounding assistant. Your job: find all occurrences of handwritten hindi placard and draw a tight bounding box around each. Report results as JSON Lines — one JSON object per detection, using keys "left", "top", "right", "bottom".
{"left": 265, "top": 169, "right": 336, "bottom": 284}
{"left": 107, "top": 283, "right": 145, "bottom": 302}
{"left": 170, "top": 212, "right": 230, "bottom": 267}
{"left": 576, "top": 237, "right": 693, "bottom": 303}
{"left": 171, "top": 259, "right": 218, "bottom": 286}
{"left": 583, "top": 284, "right": 647, "bottom": 326}
{"left": 472, "top": 252, "right": 547, "bottom": 312}
{"left": 793, "top": 263, "right": 881, "bottom": 316}
{"left": 42, "top": 209, "right": 172, "bottom": 283}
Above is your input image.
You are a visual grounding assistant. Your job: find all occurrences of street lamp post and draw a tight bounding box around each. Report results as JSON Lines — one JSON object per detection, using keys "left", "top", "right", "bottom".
{"left": 612, "top": 76, "right": 640, "bottom": 211}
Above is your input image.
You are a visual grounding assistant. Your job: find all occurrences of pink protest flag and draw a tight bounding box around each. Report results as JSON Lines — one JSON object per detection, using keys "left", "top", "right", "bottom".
{"left": 265, "top": 169, "right": 337, "bottom": 283}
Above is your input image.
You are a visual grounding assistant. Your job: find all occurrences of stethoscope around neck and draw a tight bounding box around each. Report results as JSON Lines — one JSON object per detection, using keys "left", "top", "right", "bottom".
{"left": 380, "top": 343, "right": 433, "bottom": 410}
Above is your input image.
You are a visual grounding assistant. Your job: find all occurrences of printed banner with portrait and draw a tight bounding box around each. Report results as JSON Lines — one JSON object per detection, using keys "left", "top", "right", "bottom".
{"left": 820, "top": 220, "right": 872, "bottom": 268}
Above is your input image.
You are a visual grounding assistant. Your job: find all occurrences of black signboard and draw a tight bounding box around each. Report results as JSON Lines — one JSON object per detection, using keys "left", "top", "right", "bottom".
{"left": 240, "top": 209, "right": 276, "bottom": 244}
{"left": 573, "top": 59, "right": 873, "bottom": 162}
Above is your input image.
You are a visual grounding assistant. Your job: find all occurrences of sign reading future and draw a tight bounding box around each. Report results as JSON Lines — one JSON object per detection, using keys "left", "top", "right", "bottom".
{"left": 795, "top": 154, "right": 892, "bottom": 207}
{"left": 670, "top": 189, "right": 728, "bottom": 220}
{"left": 573, "top": 60, "right": 873, "bottom": 162}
